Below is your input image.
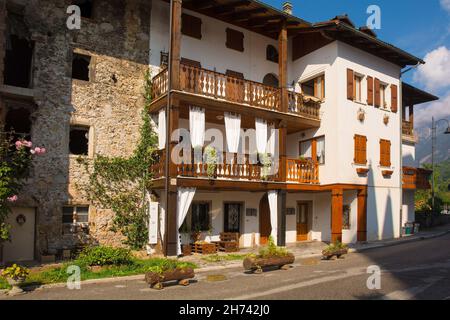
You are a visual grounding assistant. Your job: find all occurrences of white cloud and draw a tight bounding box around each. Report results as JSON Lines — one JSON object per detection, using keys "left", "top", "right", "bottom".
{"left": 441, "top": 0, "right": 450, "bottom": 13}
{"left": 413, "top": 46, "right": 450, "bottom": 91}
{"left": 414, "top": 90, "right": 450, "bottom": 128}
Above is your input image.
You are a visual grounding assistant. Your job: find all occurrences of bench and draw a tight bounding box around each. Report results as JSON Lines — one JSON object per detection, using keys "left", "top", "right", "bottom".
{"left": 212, "top": 232, "right": 240, "bottom": 252}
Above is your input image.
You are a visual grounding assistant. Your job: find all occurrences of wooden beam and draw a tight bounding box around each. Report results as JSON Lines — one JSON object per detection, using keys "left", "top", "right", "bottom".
{"left": 248, "top": 15, "right": 284, "bottom": 27}
{"left": 184, "top": 0, "right": 217, "bottom": 10}
{"left": 357, "top": 188, "right": 367, "bottom": 242}
{"left": 331, "top": 188, "right": 343, "bottom": 243}
{"left": 227, "top": 8, "right": 268, "bottom": 21}
{"left": 170, "top": 0, "right": 182, "bottom": 90}
{"left": 212, "top": 0, "right": 251, "bottom": 15}
{"left": 278, "top": 23, "right": 288, "bottom": 113}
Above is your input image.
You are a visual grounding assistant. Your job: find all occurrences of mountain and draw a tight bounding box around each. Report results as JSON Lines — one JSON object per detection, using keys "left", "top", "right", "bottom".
{"left": 415, "top": 126, "right": 450, "bottom": 164}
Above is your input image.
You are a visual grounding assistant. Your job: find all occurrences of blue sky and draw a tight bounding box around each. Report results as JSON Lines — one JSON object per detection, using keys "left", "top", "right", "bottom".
{"left": 264, "top": 0, "right": 450, "bottom": 128}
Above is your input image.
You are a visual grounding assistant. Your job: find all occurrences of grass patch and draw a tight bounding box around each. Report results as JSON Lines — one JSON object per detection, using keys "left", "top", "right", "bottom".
{"left": 201, "top": 254, "right": 247, "bottom": 263}
{"left": 1, "top": 258, "right": 197, "bottom": 289}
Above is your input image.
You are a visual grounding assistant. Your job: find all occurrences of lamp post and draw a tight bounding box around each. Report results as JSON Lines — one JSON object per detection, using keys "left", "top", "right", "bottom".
{"left": 431, "top": 117, "right": 450, "bottom": 212}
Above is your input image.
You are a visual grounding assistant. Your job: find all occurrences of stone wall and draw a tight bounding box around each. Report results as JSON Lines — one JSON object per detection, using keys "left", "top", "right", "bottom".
{"left": 0, "top": 0, "right": 6, "bottom": 126}
{"left": 4, "top": 0, "right": 152, "bottom": 255}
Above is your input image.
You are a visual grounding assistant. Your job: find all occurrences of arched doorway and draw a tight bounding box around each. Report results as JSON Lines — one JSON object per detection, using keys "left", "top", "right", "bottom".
{"left": 262, "top": 73, "right": 279, "bottom": 88}
{"left": 259, "top": 193, "right": 271, "bottom": 245}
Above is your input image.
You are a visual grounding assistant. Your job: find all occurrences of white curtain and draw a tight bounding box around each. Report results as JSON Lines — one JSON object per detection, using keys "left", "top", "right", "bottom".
{"left": 317, "top": 137, "right": 325, "bottom": 163}
{"left": 189, "top": 106, "right": 205, "bottom": 149}
{"left": 268, "top": 190, "right": 278, "bottom": 244}
{"left": 159, "top": 192, "right": 166, "bottom": 246}
{"left": 158, "top": 109, "right": 166, "bottom": 150}
{"left": 300, "top": 140, "right": 312, "bottom": 158}
{"left": 176, "top": 187, "right": 196, "bottom": 255}
{"left": 266, "top": 124, "right": 276, "bottom": 155}
{"left": 255, "top": 118, "right": 267, "bottom": 155}
{"left": 224, "top": 112, "right": 241, "bottom": 153}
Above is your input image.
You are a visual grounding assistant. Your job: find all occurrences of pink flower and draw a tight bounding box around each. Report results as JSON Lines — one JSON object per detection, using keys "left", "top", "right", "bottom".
{"left": 40, "top": 148, "right": 46, "bottom": 154}
{"left": 15, "top": 141, "right": 23, "bottom": 149}
{"left": 24, "top": 140, "right": 32, "bottom": 148}
{"left": 7, "top": 195, "right": 18, "bottom": 202}
{"left": 30, "top": 149, "right": 36, "bottom": 154}
{"left": 31, "top": 147, "right": 46, "bottom": 155}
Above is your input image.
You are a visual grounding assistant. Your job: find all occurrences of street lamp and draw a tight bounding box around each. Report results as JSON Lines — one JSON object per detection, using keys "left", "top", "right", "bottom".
{"left": 431, "top": 117, "right": 450, "bottom": 212}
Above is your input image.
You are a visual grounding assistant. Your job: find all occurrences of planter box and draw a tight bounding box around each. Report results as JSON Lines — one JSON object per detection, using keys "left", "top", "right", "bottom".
{"left": 322, "top": 248, "right": 348, "bottom": 260}
{"left": 192, "top": 243, "right": 217, "bottom": 255}
{"left": 145, "top": 267, "right": 195, "bottom": 290}
{"left": 243, "top": 253, "right": 295, "bottom": 273}
{"left": 40, "top": 254, "right": 56, "bottom": 264}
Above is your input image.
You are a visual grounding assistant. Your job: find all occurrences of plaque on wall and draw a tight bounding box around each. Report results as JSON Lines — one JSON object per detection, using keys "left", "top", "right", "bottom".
{"left": 246, "top": 208, "right": 257, "bottom": 217}
{"left": 286, "top": 208, "right": 296, "bottom": 215}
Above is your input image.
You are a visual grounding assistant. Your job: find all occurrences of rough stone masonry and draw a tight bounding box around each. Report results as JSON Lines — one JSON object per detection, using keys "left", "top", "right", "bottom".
{"left": 0, "top": 0, "right": 152, "bottom": 257}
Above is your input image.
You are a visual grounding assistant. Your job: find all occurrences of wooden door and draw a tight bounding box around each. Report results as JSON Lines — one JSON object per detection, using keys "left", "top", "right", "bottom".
{"left": 297, "top": 202, "right": 309, "bottom": 241}
{"left": 3, "top": 207, "right": 35, "bottom": 262}
{"left": 259, "top": 194, "right": 271, "bottom": 245}
{"left": 224, "top": 203, "right": 241, "bottom": 233}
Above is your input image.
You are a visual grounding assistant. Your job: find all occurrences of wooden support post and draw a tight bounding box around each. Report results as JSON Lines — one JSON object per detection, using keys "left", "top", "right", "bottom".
{"left": 278, "top": 22, "right": 288, "bottom": 113}
{"left": 409, "top": 105, "right": 414, "bottom": 127}
{"left": 277, "top": 190, "right": 287, "bottom": 246}
{"left": 311, "top": 139, "right": 317, "bottom": 163}
{"left": 277, "top": 121, "right": 287, "bottom": 182}
{"left": 331, "top": 188, "right": 343, "bottom": 243}
{"left": 357, "top": 188, "right": 368, "bottom": 242}
{"left": 170, "top": 0, "right": 182, "bottom": 91}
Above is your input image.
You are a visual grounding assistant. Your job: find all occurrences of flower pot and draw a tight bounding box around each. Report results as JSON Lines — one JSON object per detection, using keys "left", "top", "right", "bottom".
{"left": 6, "top": 277, "right": 25, "bottom": 296}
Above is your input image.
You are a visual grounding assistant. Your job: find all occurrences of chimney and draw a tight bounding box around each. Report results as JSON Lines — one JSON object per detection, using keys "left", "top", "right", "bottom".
{"left": 283, "top": 1, "right": 293, "bottom": 15}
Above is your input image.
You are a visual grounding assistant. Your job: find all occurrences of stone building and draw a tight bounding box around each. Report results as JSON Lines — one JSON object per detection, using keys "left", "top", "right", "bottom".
{"left": 0, "top": 0, "right": 152, "bottom": 262}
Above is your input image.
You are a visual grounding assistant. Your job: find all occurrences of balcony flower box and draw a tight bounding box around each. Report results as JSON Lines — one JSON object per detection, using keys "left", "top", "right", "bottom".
{"left": 382, "top": 170, "right": 394, "bottom": 177}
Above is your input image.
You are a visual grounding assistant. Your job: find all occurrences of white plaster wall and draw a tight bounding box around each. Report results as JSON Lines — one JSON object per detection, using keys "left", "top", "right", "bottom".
{"left": 149, "top": 0, "right": 169, "bottom": 74}
{"left": 342, "top": 190, "right": 358, "bottom": 244}
{"left": 402, "top": 142, "right": 417, "bottom": 167}
{"left": 402, "top": 189, "right": 415, "bottom": 224}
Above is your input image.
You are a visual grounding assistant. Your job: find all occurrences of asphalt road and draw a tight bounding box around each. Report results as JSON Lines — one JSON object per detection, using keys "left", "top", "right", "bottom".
{"left": 3, "top": 233, "right": 450, "bottom": 300}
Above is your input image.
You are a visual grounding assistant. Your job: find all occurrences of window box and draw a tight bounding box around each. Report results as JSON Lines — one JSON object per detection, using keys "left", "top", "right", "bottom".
{"left": 382, "top": 170, "right": 394, "bottom": 177}
{"left": 356, "top": 168, "right": 369, "bottom": 175}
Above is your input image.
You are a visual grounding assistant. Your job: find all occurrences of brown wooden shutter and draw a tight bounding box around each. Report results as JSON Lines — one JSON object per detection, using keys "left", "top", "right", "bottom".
{"left": 347, "top": 69, "right": 354, "bottom": 100}
{"left": 354, "top": 135, "right": 367, "bottom": 165}
{"left": 391, "top": 84, "right": 398, "bottom": 113}
{"left": 374, "top": 78, "right": 381, "bottom": 108}
{"left": 226, "top": 28, "right": 244, "bottom": 52}
{"left": 367, "top": 76, "right": 374, "bottom": 106}
{"left": 181, "top": 14, "right": 202, "bottom": 39}
{"left": 380, "top": 139, "right": 391, "bottom": 167}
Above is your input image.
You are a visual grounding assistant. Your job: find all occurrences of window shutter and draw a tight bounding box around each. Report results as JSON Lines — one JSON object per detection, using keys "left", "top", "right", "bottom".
{"left": 374, "top": 78, "right": 381, "bottom": 108}
{"left": 347, "top": 69, "right": 354, "bottom": 100}
{"left": 226, "top": 28, "right": 244, "bottom": 52}
{"left": 391, "top": 84, "right": 398, "bottom": 113}
{"left": 354, "top": 135, "right": 367, "bottom": 165}
{"left": 380, "top": 139, "right": 391, "bottom": 167}
{"left": 182, "top": 14, "right": 202, "bottom": 39}
{"left": 367, "top": 76, "right": 374, "bottom": 106}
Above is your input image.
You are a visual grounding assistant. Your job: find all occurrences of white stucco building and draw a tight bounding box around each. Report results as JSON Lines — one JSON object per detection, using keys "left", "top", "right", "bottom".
{"left": 147, "top": 0, "right": 437, "bottom": 256}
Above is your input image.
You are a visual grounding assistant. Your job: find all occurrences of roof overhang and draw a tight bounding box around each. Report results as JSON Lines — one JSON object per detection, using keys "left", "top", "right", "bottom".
{"left": 402, "top": 83, "right": 439, "bottom": 106}
{"left": 164, "top": 0, "right": 311, "bottom": 39}
{"left": 295, "top": 21, "right": 424, "bottom": 68}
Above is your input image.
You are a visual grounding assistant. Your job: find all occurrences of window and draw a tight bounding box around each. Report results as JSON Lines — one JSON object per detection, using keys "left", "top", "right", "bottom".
{"left": 379, "top": 139, "right": 391, "bottom": 167}
{"left": 266, "top": 45, "right": 278, "bottom": 63}
{"left": 299, "top": 136, "right": 325, "bottom": 164}
{"left": 367, "top": 76, "right": 374, "bottom": 106}
{"left": 74, "top": 0, "right": 93, "bottom": 18}
{"left": 380, "top": 83, "right": 387, "bottom": 108}
{"left": 354, "top": 134, "right": 367, "bottom": 165}
{"left": 180, "top": 202, "right": 211, "bottom": 232}
{"left": 343, "top": 205, "right": 351, "bottom": 229}
{"left": 301, "top": 75, "right": 325, "bottom": 99}
{"left": 226, "top": 28, "right": 244, "bottom": 52}
{"left": 5, "top": 106, "right": 32, "bottom": 138}
{"left": 62, "top": 206, "right": 89, "bottom": 234}
{"left": 181, "top": 14, "right": 202, "bottom": 39}
{"left": 69, "top": 126, "right": 89, "bottom": 155}
{"left": 354, "top": 75, "right": 363, "bottom": 102}
{"left": 72, "top": 53, "right": 91, "bottom": 81}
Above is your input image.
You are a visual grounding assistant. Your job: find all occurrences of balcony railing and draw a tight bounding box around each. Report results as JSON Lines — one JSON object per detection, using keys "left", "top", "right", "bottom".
{"left": 403, "top": 166, "right": 432, "bottom": 189}
{"left": 150, "top": 150, "right": 319, "bottom": 184}
{"left": 151, "top": 65, "right": 321, "bottom": 120}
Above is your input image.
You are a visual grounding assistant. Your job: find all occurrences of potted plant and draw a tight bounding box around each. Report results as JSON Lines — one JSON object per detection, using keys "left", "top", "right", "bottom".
{"left": 260, "top": 153, "right": 272, "bottom": 181}
{"left": 243, "top": 236, "right": 295, "bottom": 273}
{"left": 190, "top": 226, "right": 203, "bottom": 243}
{"left": 1, "top": 264, "right": 29, "bottom": 295}
{"left": 322, "top": 241, "right": 349, "bottom": 260}
{"left": 204, "top": 146, "right": 218, "bottom": 179}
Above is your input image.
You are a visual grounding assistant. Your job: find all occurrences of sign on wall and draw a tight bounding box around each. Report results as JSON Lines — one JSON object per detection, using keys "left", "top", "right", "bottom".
{"left": 246, "top": 208, "right": 257, "bottom": 217}
{"left": 149, "top": 202, "right": 158, "bottom": 244}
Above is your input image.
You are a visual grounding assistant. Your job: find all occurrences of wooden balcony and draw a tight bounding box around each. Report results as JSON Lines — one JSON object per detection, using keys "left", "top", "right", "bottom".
{"left": 403, "top": 166, "right": 432, "bottom": 189}
{"left": 151, "top": 150, "right": 319, "bottom": 185}
{"left": 402, "top": 120, "right": 416, "bottom": 143}
{"left": 151, "top": 65, "right": 321, "bottom": 121}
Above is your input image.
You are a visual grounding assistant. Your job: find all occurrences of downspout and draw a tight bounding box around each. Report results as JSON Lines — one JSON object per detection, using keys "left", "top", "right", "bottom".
{"left": 163, "top": 0, "right": 174, "bottom": 255}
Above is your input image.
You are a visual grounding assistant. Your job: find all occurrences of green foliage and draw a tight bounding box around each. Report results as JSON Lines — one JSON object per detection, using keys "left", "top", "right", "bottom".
{"left": 415, "top": 160, "right": 450, "bottom": 212}
{"left": 250, "top": 236, "right": 290, "bottom": 258}
{"left": 146, "top": 259, "right": 193, "bottom": 274}
{"left": 77, "top": 71, "right": 158, "bottom": 249}
{"left": 1, "top": 264, "right": 30, "bottom": 280}
{"left": 204, "top": 146, "right": 218, "bottom": 178}
{"left": 201, "top": 253, "right": 246, "bottom": 263}
{"left": 76, "top": 246, "right": 133, "bottom": 267}
{"left": 323, "top": 241, "right": 348, "bottom": 254}
{"left": 259, "top": 153, "right": 272, "bottom": 181}
{"left": 0, "top": 135, "right": 34, "bottom": 243}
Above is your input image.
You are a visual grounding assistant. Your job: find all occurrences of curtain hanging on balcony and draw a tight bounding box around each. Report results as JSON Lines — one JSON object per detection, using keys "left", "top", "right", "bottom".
{"left": 266, "top": 124, "right": 276, "bottom": 155}
{"left": 268, "top": 190, "right": 278, "bottom": 244}
{"left": 159, "top": 191, "right": 166, "bottom": 248}
{"left": 177, "top": 187, "right": 196, "bottom": 256}
{"left": 189, "top": 106, "right": 205, "bottom": 149}
{"left": 224, "top": 112, "right": 241, "bottom": 153}
{"left": 158, "top": 109, "right": 166, "bottom": 150}
{"left": 255, "top": 118, "right": 268, "bottom": 155}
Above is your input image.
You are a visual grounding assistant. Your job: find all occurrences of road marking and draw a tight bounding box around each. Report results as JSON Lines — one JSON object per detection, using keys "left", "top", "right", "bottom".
{"left": 227, "top": 267, "right": 366, "bottom": 300}
{"left": 381, "top": 277, "right": 443, "bottom": 300}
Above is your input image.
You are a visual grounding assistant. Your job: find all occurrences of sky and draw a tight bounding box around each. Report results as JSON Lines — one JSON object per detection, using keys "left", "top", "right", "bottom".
{"left": 264, "top": 0, "right": 450, "bottom": 129}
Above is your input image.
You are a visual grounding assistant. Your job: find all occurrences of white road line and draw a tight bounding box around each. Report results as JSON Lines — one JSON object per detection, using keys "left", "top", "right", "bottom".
{"left": 381, "top": 277, "right": 443, "bottom": 300}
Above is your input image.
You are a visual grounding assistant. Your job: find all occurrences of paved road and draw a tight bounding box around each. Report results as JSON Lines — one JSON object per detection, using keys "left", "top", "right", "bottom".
{"left": 3, "top": 233, "right": 450, "bottom": 300}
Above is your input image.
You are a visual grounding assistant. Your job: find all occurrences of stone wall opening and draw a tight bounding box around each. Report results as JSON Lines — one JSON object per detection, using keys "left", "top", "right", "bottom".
{"left": 72, "top": 53, "right": 91, "bottom": 81}
{"left": 74, "top": 0, "right": 94, "bottom": 19}
{"left": 4, "top": 104, "right": 32, "bottom": 139}
{"left": 69, "top": 126, "right": 89, "bottom": 155}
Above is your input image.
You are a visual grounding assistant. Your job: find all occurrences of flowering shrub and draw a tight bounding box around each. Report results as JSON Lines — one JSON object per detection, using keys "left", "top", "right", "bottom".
{"left": 0, "top": 134, "right": 46, "bottom": 242}
{"left": 1, "top": 264, "right": 30, "bottom": 280}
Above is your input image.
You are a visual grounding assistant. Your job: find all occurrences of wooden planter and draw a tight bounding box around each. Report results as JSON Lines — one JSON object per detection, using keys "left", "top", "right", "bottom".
{"left": 243, "top": 253, "right": 295, "bottom": 273}
{"left": 322, "top": 248, "right": 348, "bottom": 260}
{"left": 192, "top": 242, "right": 217, "bottom": 255}
{"left": 182, "top": 244, "right": 192, "bottom": 256}
{"left": 145, "top": 267, "right": 195, "bottom": 290}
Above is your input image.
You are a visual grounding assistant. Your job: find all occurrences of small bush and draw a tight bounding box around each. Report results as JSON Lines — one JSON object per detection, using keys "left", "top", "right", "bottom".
{"left": 76, "top": 246, "right": 133, "bottom": 267}
{"left": 323, "top": 241, "right": 348, "bottom": 254}
{"left": 251, "top": 236, "right": 290, "bottom": 259}
{"left": 146, "top": 259, "right": 193, "bottom": 274}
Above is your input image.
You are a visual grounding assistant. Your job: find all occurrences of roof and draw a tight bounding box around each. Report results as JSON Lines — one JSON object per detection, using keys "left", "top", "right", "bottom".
{"left": 173, "top": 0, "right": 311, "bottom": 39}
{"left": 402, "top": 83, "right": 439, "bottom": 106}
